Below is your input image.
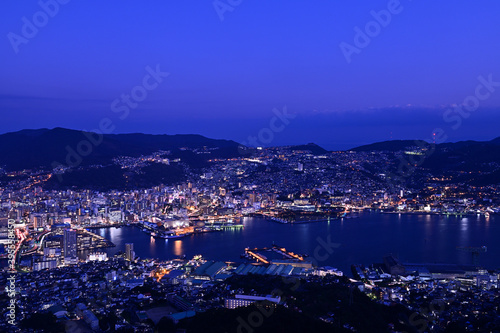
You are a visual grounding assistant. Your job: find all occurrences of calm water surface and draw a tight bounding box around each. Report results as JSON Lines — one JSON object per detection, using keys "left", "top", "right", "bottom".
{"left": 90, "top": 212, "right": 500, "bottom": 275}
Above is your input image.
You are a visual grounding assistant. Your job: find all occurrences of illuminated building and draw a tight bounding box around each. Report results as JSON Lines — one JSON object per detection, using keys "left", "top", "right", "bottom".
{"left": 63, "top": 229, "right": 78, "bottom": 265}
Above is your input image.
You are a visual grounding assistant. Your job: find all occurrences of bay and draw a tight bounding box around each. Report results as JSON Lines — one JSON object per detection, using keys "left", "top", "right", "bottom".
{"left": 89, "top": 212, "right": 500, "bottom": 275}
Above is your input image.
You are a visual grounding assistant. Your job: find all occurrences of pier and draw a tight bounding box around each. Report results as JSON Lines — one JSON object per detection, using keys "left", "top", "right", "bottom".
{"left": 244, "top": 244, "right": 305, "bottom": 264}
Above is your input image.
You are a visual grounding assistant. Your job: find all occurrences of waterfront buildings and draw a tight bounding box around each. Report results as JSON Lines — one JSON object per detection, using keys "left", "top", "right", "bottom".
{"left": 2, "top": 251, "right": 499, "bottom": 332}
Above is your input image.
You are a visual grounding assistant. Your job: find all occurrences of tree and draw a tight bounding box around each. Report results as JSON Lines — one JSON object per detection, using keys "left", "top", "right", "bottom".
{"left": 20, "top": 312, "right": 64, "bottom": 332}
{"left": 157, "top": 316, "right": 176, "bottom": 333}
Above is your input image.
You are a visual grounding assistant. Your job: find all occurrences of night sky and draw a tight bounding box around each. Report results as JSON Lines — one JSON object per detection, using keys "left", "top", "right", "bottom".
{"left": 1, "top": 1, "right": 500, "bottom": 150}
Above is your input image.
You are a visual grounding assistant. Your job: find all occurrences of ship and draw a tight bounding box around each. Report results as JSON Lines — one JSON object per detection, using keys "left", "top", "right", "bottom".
{"left": 153, "top": 230, "right": 189, "bottom": 239}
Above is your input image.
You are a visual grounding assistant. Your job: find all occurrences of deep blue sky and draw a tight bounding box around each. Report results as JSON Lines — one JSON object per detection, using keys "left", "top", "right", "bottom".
{"left": 1, "top": 1, "right": 500, "bottom": 150}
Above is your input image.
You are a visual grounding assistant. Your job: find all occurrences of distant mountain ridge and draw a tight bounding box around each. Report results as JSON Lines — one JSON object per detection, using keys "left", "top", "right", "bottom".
{"left": 351, "top": 137, "right": 500, "bottom": 152}
{"left": 289, "top": 143, "right": 329, "bottom": 155}
{"left": 351, "top": 136, "right": 500, "bottom": 185}
{"left": 0, "top": 127, "right": 241, "bottom": 171}
{"left": 350, "top": 140, "right": 429, "bottom": 152}
{"left": 2, "top": 128, "right": 500, "bottom": 189}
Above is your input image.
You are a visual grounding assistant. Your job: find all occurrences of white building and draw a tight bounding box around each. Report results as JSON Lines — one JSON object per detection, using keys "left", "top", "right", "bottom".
{"left": 224, "top": 294, "right": 281, "bottom": 309}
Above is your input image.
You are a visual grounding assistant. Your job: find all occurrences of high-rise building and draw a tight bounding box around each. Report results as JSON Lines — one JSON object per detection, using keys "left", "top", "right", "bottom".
{"left": 248, "top": 193, "right": 256, "bottom": 205}
{"left": 125, "top": 243, "right": 135, "bottom": 261}
{"left": 63, "top": 229, "right": 78, "bottom": 265}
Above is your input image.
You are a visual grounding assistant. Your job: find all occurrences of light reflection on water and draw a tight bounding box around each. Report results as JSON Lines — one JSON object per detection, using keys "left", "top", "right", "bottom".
{"left": 173, "top": 240, "right": 182, "bottom": 256}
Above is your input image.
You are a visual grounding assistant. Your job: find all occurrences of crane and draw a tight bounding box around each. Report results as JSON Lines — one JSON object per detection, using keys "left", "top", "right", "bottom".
{"left": 456, "top": 246, "right": 487, "bottom": 267}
